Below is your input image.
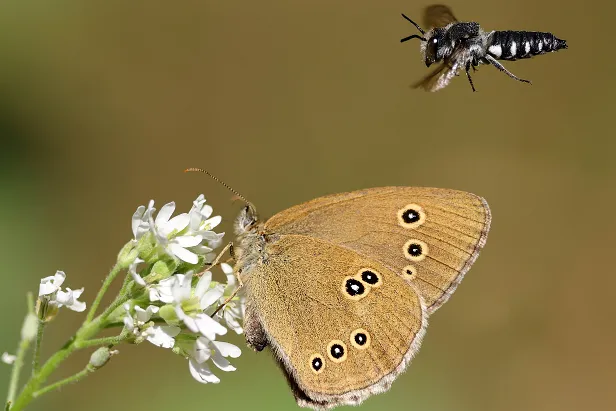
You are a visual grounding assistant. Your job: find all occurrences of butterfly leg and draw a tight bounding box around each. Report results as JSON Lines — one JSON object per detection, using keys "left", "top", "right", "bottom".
{"left": 196, "top": 242, "right": 234, "bottom": 277}
{"left": 465, "top": 62, "right": 476, "bottom": 92}
{"left": 485, "top": 55, "right": 532, "bottom": 84}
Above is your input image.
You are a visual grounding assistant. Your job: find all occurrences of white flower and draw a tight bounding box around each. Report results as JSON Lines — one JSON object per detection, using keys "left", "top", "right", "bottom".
{"left": 187, "top": 337, "right": 241, "bottom": 384}
{"left": 55, "top": 288, "right": 86, "bottom": 312}
{"left": 38, "top": 271, "right": 87, "bottom": 313}
{"left": 123, "top": 304, "right": 180, "bottom": 349}
{"left": 1, "top": 352, "right": 16, "bottom": 365}
{"left": 187, "top": 194, "right": 225, "bottom": 255}
{"left": 214, "top": 263, "right": 244, "bottom": 334}
{"left": 149, "top": 202, "right": 204, "bottom": 264}
{"left": 148, "top": 276, "right": 175, "bottom": 303}
{"left": 129, "top": 258, "right": 146, "bottom": 286}
{"left": 171, "top": 272, "right": 227, "bottom": 341}
{"left": 132, "top": 200, "right": 155, "bottom": 240}
{"left": 39, "top": 271, "right": 66, "bottom": 296}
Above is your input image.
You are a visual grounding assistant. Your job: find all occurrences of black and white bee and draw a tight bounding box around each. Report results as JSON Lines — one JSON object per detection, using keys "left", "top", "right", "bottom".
{"left": 400, "top": 5, "right": 568, "bottom": 92}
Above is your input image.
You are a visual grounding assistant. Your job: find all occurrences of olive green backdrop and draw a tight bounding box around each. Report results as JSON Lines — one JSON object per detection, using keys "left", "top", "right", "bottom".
{"left": 0, "top": 1, "right": 613, "bottom": 410}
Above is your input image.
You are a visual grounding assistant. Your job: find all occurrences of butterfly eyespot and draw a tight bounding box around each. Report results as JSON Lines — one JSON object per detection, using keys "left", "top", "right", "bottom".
{"left": 403, "top": 265, "right": 417, "bottom": 280}
{"left": 403, "top": 239, "right": 428, "bottom": 262}
{"left": 327, "top": 340, "right": 347, "bottom": 363}
{"left": 358, "top": 268, "right": 382, "bottom": 288}
{"left": 350, "top": 328, "right": 371, "bottom": 350}
{"left": 397, "top": 204, "right": 426, "bottom": 229}
{"left": 309, "top": 354, "right": 325, "bottom": 374}
{"left": 341, "top": 277, "right": 367, "bottom": 301}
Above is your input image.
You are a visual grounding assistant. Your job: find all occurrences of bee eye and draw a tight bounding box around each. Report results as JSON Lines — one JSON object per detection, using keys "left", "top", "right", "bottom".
{"left": 432, "top": 38, "right": 438, "bottom": 44}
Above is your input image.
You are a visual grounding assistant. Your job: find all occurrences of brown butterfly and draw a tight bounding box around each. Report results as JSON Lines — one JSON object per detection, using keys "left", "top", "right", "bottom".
{"left": 230, "top": 187, "right": 491, "bottom": 409}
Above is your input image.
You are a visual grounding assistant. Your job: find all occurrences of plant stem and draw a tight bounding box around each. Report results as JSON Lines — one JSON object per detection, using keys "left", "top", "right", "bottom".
{"left": 6, "top": 334, "right": 31, "bottom": 406}
{"left": 32, "top": 366, "right": 93, "bottom": 399}
{"left": 85, "top": 263, "right": 122, "bottom": 323}
{"left": 31, "top": 321, "right": 45, "bottom": 374}
{"left": 74, "top": 335, "right": 126, "bottom": 350}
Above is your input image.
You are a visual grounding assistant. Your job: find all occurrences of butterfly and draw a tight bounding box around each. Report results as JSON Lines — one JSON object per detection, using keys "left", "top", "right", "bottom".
{"left": 228, "top": 186, "right": 491, "bottom": 409}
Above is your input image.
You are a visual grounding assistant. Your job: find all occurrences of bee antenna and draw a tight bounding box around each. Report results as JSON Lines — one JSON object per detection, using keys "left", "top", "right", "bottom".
{"left": 401, "top": 13, "right": 426, "bottom": 39}
{"left": 184, "top": 167, "right": 249, "bottom": 204}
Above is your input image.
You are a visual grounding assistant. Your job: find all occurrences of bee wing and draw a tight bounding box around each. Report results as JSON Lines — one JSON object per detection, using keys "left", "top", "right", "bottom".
{"left": 412, "top": 45, "right": 468, "bottom": 92}
{"left": 423, "top": 4, "right": 458, "bottom": 28}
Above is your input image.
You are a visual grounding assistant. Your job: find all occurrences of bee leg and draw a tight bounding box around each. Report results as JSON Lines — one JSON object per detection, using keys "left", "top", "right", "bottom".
{"left": 485, "top": 55, "right": 532, "bottom": 84}
{"left": 465, "top": 62, "right": 476, "bottom": 92}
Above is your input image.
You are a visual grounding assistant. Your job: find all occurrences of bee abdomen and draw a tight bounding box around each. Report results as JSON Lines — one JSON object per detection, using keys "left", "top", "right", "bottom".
{"left": 487, "top": 31, "right": 567, "bottom": 60}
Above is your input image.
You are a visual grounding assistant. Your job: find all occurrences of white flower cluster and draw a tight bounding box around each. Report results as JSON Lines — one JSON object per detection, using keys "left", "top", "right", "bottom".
{"left": 38, "top": 271, "right": 86, "bottom": 313}
{"left": 123, "top": 195, "right": 244, "bottom": 383}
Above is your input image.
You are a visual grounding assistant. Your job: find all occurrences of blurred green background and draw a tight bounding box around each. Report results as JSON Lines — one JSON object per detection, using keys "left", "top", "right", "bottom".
{"left": 0, "top": 0, "right": 614, "bottom": 410}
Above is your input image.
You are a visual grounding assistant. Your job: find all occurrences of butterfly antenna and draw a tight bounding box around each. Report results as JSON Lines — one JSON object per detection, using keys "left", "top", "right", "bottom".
{"left": 401, "top": 13, "right": 427, "bottom": 42}
{"left": 184, "top": 167, "right": 249, "bottom": 204}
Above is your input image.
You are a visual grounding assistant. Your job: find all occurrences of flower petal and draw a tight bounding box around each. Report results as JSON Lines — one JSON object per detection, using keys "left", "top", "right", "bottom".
{"left": 131, "top": 205, "right": 145, "bottom": 238}
{"left": 212, "top": 341, "right": 242, "bottom": 358}
{"left": 174, "top": 235, "right": 203, "bottom": 248}
{"left": 155, "top": 202, "right": 176, "bottom": 227}
{"left": 194, "top": 271, "right": 212, "bottom": 299}
{"left": 175, "top": 306, "right": 199, "bottom": 333}
{"left": 172, "top": 273, "right": 193, "bottom": 303}
{"left": 195, "top": 314, "right": 227, "bottom": 340}
{"left": 146, "top": 325, "right": 180, "bottom": 348}
{"left": 201, "top": 216, "right": 222, "bottom": 231}
{"left": 166, "top": 213, "right": 190, "bottom": 233}
{"left": 211, "top": 350, "right": 236, "bottom": 372}
{"left": 189, "top": 359, "right": 220, "bottom": 384}
{"left": 168, "top": 244, "right": 198, "bottom": 264}
{"left": 200, "top": 285, "right": 224, "bottom": 310}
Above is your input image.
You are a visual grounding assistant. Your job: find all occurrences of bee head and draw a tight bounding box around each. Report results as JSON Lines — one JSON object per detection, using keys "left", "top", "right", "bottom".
{"left": 424, "top": 28, "right": 448, "bottom": 67}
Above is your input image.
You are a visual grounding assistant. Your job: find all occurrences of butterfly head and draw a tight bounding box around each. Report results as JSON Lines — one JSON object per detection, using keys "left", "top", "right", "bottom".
{"left": 235, "top": 203, "right": 260, "bottom": 235}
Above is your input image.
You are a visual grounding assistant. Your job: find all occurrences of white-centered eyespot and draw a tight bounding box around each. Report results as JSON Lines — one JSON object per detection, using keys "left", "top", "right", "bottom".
{"left": 350, "top": 328, "right": 371, "bottom": 350}
{"left": 357, "top": 268, "right": 382, "bottom": 288}
{"left": 309, "top": 353, "right": 325, "bottom": 374}
{"left": 397, "top": 204, "right": 426, "bottom": 229}
{"left": 403, "top": 239, "right": 428, "bottom": 262}
{"left": 327, "top": 340, "right": 348, "bottom": 363}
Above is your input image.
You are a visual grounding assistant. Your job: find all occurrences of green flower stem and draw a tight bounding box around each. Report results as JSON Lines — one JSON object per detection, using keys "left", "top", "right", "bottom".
{"left": 10, "top": 282, "right": 133, "bottom": 411}
{"left": 31, "top": 366, "right": 93, "bottom": 399}
{"left": 74, "top": 335, "right": 126, "bottom": 350}
{"left": 6, "top": 332, "right": 32, "bottom": 407}
{"left": 85, "top": 263, "right": 123, "bottom": 323}
{"left": 31, "top": 321, "right": 45, "bottom": 374}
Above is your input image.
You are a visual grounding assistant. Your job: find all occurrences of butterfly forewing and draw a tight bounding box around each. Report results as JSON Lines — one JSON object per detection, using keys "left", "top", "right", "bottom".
{"left": 264, "top": 187, "right": 491, "bottom": 314}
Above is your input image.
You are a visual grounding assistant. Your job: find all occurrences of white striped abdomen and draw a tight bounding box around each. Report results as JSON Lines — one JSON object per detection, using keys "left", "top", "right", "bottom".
{"left": 487, "top": 30, "right": 567, "bottom": 60}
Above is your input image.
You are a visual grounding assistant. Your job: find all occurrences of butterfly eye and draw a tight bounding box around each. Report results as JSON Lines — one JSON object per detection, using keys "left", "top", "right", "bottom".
{"left": 350, "top": 328, "right": 371, "bottom": 350}
{"left": 403, "top": 265, "right": 417, "bottom": 280}
{"left": 309, "top": 354, "right": 325, "bottom": 374}
{"left": 404, "top": 239, "right": 428, "bottom": 262}
{"left": 358, "top": 268, "right": 382, "bottom": 288}
{"left": 327, "top": 340, "right": 347, "bottom": 363}
{"left": 341, "top": 277, "right": 367, "bottom": 300}
{"left": 397, "top": 204, "right": 426, "bottom": 229}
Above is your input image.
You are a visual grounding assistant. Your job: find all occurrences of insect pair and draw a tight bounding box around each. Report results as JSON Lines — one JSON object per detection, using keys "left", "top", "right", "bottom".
{"left": 401, "top": 5, "right": 567, "bottom": 91}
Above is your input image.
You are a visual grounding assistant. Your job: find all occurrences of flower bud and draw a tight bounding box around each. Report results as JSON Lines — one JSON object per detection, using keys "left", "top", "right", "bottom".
{"left": 143, "top": 260, "right": 176, "bottom": 284}
{"left": 158, "top": 304, "right": 179, "bottom": 325}
{"left": 89, "top": 347, "right": 113, "bottom": 369}
{"left": 117, "top": 241, "right": 139, "bottom": 269}
{"left": 21, "top": 313, "right": 39, "bottom": 341}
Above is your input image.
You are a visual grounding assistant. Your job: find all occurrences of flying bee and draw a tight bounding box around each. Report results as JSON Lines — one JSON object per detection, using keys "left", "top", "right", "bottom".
{"left": 400, "top": 5, "right": 568, "bottom": 92}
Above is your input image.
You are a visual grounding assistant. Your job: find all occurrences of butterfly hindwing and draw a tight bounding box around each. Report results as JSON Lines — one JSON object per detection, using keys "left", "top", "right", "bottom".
{"left": 244, "top": 234, "right": 426, "bottom": 409}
